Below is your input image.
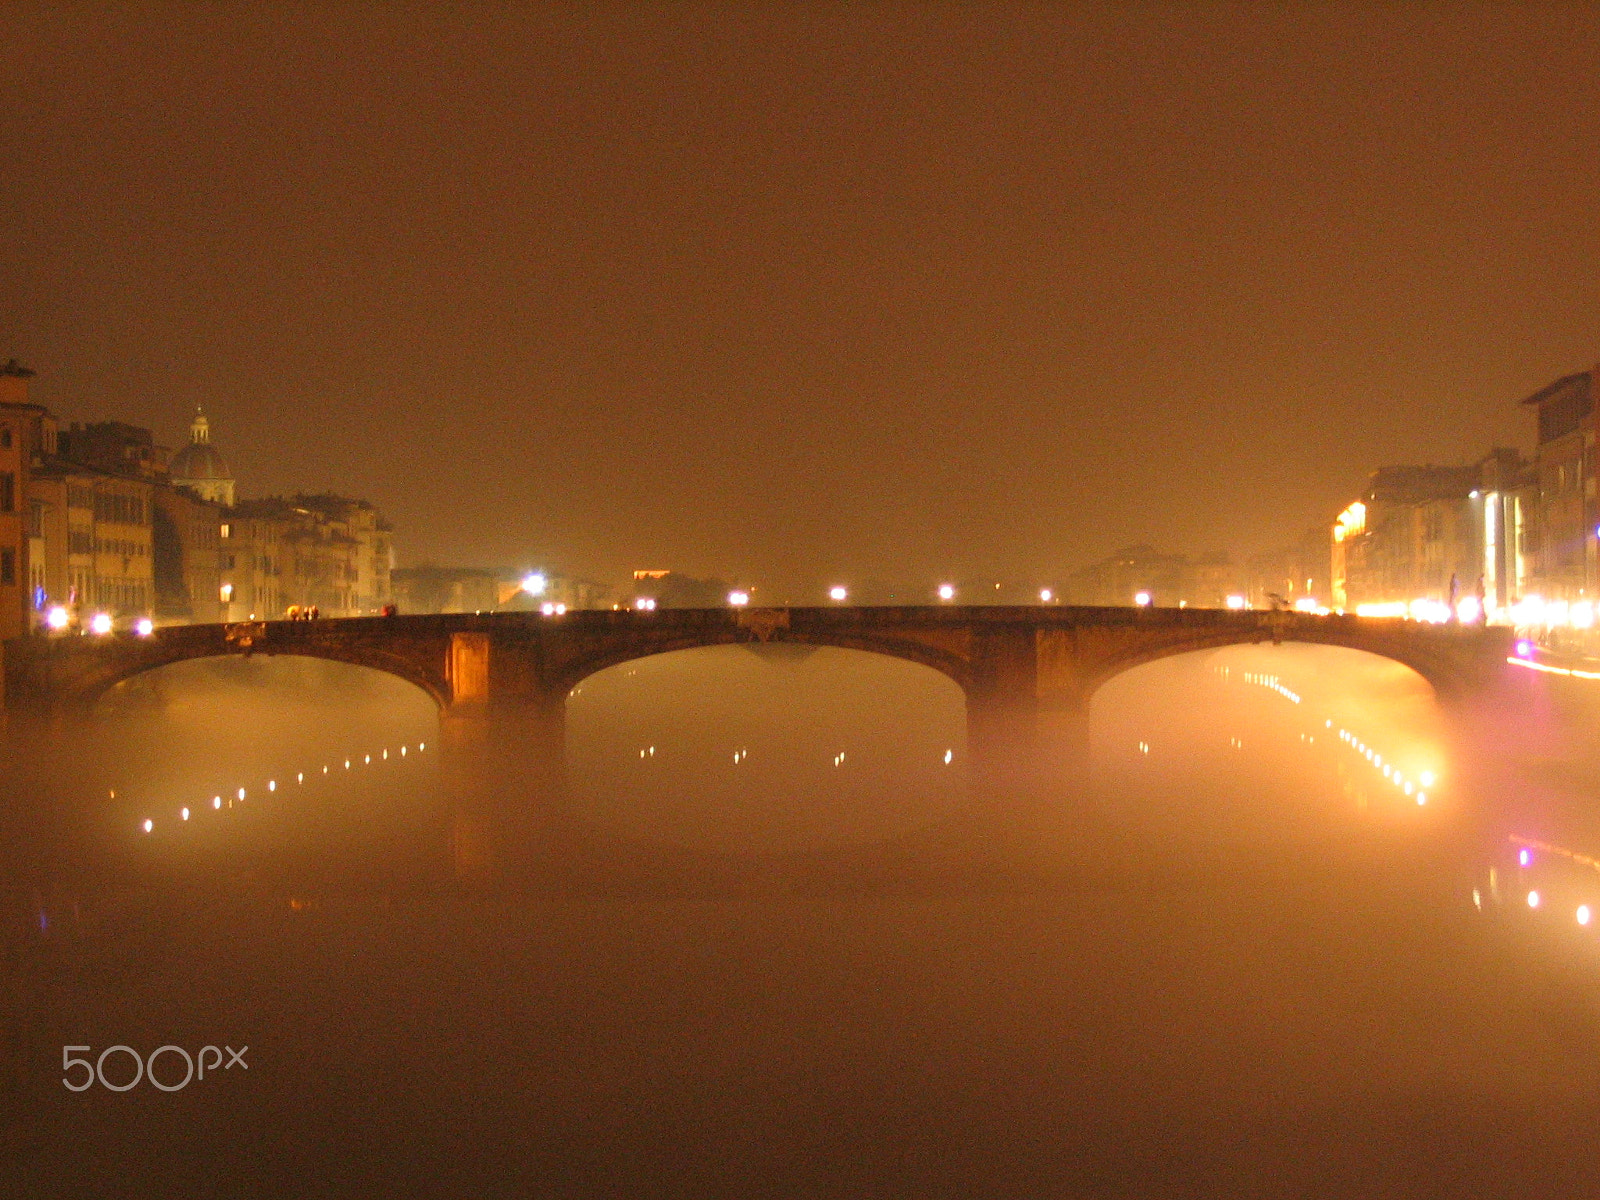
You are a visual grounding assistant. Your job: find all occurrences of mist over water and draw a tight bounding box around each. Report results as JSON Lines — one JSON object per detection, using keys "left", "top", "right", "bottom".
{"left": 7, "top": 640, "right": 1600, "bottom": 1196}
{"left": 1092, "top": 644, "right": 1453, "bottom": 853}
{"left": 567, "top": 645, "right": 966, "bottom": 854}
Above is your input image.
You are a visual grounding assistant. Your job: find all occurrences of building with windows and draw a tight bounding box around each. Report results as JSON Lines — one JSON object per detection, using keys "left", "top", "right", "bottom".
{"left": 219, "top": 494, "right": 392, "bottom": 620}
{"left": 153, "top": 484, "right": 224, "bottom": 624}
{"left": 1520, "top": 368, "right": 1597, "bottom": 602}
{"left": 1330, "top": 450, "right": 1531, "bottom": 617}
{"left": 0, "top": 361, "right": 60, "bottom": 638}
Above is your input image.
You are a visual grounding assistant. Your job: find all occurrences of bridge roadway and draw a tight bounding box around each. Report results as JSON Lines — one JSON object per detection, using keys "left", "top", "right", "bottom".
{"left": 1, "top": 606, "right": 1516, "bottom": 881}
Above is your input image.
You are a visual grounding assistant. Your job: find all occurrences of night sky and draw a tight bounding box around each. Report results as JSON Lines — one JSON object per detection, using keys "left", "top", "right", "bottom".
{"left": 4, "top": 3, "right": 1599, "bottom": 596}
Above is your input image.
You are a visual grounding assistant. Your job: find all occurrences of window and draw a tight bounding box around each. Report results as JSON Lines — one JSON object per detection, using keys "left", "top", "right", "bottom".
{"left": 0, "top": 472, "right": 13, "bottom": 513}
{"left": 220, "top": 523, "right": 231, "bottom": 538}
{"left": 220, "top": 583, "right": 233, "bottom": 602}
{"left": 0, "top": 427, "right": 11, "bottom": 449}
{"left": 1, "top": 549, "right": 15, "bottom": 585}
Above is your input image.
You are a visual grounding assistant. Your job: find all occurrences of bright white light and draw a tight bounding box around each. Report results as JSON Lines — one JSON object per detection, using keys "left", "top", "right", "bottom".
{"left": 89, "top": 612, "right": 113, "bottom": 636}
{"left": 1528, "top": 890, "right": 1541, "bottom": 909}
{"left": 1134, "top": 591, "right": 1152, "bottom": 607}
{"left": 522, "top": 572, "right": 547, "bottom": 596}
{"left": 400, "top": 747, "right": 406, "bottom": 757}
{"left": 419, "top": 743, "right": 425, "bottom": 751}
{"left": 728, "top": 591, "right": 750, "bottom": 607}
{"left": 937, "top": 584, "right": 956, "bottom": 601}
{"left": 944, "top": 749, "right": 953, "bottom": 764}
{"left": 1455, "top": 596, "right": 1482, "bottom": 624}
{"left": 382, "top": 749, "right": 388, "bottom": 760}
{"left": 181, "top": 807, "right": 189, "bottom": 821}
{"left": 1039, "top": 589, "right": 1052, "bottom": 603}
{"left": 297, "top": 772, "right": 304, "bottom": 783}
{"left": 142, "top": 819, "right": 153, "bottom": 833}
{"left": 364, "top": 754, "right": 371, "bottom": 764}
{"left": 268, "top": 780, "right": 276, "bottom": 791}
{"left": 1580, "top": 905, "right": 1592, "bottom": 927}
{"left": 636, "top": 597, "right": 657, "bottom": 611}
{"left": 1356, "top": 601, "right": 1409, "bottom": 619}
{"left": 1225, "top": 594, "right": 1246, "bottom": 610}
{"left": 212, "top": 796, "right": 221, "bottom": 809}
{"left": 829, "top": 586, "right": 848, "bottom": 602}
{"left": 1409, "top": 598, "right": 1451, "bottom": 623}
{"left": 1419, "top": 770, "right": 1435, "bottom": 787}
{"left": 237, "top": 788, "right": 245, "bottom": 801}
{"left": 1293, "top": 597, "right": 1320, "bottom": 613}
{"left": 134, "top": 617, "right": 154, "bottom": 637}
{"left": 1574, "top": 601, "right": 1595, "bottom": 630}
{"left": 1416, "top": 792, "right": 1427, "bottom": 805}
{"left": 46, "top": 605, "right": 69, "bottom": 630}
{"left": 344, "top": 760, "right": 350, "bottom": 769}
{"left": 540, "top": 602, "right": 555, "bottom": 616}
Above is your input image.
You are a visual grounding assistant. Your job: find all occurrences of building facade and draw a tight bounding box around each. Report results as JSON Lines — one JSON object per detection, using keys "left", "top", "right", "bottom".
{"left": 153, "top": 485, "right": 224, "bottom": 624}
{"left": 0, "top": 363, "right": 59, "bottom": 639}
{"left": 219, "top": 495, "right": 392, "bottom": 620}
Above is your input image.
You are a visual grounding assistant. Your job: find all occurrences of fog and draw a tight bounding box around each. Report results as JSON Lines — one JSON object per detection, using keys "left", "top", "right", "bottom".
{"left": 6, "top": 641, "right": 1600, "bottom": 1196}
{"left": 567, "top": 645, "right": 966, "bottom": 854}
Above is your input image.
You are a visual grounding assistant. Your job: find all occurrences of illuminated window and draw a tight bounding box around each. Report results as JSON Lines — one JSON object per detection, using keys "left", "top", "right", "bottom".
{"left": 220, "top": 583, "right": 233, "bottom": 602}
{"left": 220, "top": 523, "right": 231, "bottom": 539}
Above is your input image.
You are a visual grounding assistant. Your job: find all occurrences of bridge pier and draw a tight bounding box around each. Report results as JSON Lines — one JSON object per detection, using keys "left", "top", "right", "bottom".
{"left": 440, "top": 695, "right": 570, "bottom": 887}
{"left": 963, "top": 627, "right": 1095, "bottom": 832}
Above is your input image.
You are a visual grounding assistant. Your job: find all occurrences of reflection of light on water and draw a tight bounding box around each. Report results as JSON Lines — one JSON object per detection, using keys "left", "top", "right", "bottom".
{"left": 133, "top": 743, "right": 428, "bottom": 840}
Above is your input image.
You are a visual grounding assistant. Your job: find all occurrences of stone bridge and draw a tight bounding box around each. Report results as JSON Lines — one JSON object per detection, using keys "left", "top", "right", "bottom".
{"left": 1, "top": 606, "right": 1516, "bottom": 879}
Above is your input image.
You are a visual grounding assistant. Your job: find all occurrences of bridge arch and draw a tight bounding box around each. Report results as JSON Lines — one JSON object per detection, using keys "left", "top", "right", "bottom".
{"left": 86, "top": 645, "right": 451, "bottom": 712}
{"left": 553, "top": 627, "right": 974, "bottom": 698}
{"left": 1074, "top": 627, "right": 1454, "bottom": 705}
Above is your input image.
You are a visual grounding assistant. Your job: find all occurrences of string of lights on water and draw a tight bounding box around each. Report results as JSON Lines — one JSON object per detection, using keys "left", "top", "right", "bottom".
{"left": 1190, "top": 664, "right": 1433, "bottom": 809}
{"left": 1201, "top": 659, "right": 1600, "bottom": 936}
{"left": 133, "top": 741, "right": 427, "bottom": 837}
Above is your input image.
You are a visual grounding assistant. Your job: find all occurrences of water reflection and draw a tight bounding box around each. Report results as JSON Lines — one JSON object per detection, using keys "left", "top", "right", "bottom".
{"left": 1091, "top": 643, "right": 1452, "bottom": 849}
{"left": 566, "top": 644, "right": 967, "bottom": 854}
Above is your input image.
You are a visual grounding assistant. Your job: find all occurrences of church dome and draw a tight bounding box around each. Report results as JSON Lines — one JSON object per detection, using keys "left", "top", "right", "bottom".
{"left": 170, "top": 408, "right": 236, "bottom": 506}
{"left": 170, "top": 441, "right": 232, "bottom": 481}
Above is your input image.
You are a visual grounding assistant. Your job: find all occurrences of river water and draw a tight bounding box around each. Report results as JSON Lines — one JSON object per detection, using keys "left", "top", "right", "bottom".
{"left": 4, "top": 642, "right": 1600, "bottom": 1196}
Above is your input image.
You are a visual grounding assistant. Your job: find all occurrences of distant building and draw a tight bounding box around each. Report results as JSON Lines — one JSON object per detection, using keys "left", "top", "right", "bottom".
{"left": 168, "top": 408, "right": 236, "bottom": 506}
{"left": 498, "top": 570, "right": 610, "bottom": 611}
{"left": 219, "top": 494, "right": 391, "bottom": 620}
{"left": 1329, "top": 452, "right": 1528, "bottom": 615}
{"left": 0, "top": 362, "right": 60, "bottom": 639}
{"left": 1060, "top": 547, "right": 1252, "bottom": 609}
{"left": 56, "top": 420, "right": 168, "bottom": 480}
{"left": 391, "top": 565, "right": 501, "bottom": 614}
{"left": 1246, "top": 528, "right": 1329, "bottom": 610}
{"left": 1520, "top": 368, "right": 1597, "bottom": 602}
{"left": 152, "top": 485, "right": 224, "bottom": 624}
